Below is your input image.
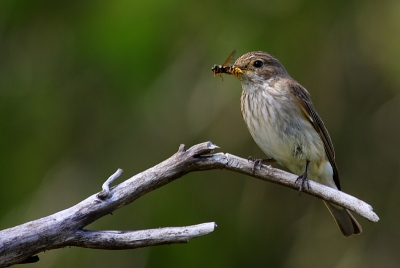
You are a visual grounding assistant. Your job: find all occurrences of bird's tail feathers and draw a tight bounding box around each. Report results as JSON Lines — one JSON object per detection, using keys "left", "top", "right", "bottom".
{"left": 323, "top": 201, "right": 362, "bottom": 237}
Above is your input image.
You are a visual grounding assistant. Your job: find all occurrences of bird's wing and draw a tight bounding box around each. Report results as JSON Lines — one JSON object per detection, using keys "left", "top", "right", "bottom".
{"left": 289, "top": 83, "right": 341, "bottom": 190}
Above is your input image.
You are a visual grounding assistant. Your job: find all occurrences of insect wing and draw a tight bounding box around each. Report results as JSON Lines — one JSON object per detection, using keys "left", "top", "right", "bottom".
{"left": 222, "top": 50, "right": 237, "bottom": 67}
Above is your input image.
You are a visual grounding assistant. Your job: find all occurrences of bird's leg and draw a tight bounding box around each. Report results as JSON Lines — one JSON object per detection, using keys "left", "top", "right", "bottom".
{"left": 248, "top": 156, "right": 276, "bottom": 175}
{"left": 295, "top": 160, "right": 310, "bottom": 195}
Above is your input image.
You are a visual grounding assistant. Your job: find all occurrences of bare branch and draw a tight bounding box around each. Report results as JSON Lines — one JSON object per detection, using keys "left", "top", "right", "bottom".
{"left": 207, "top": 153, "right": 379, "bottom": 222}
{"left": 0, "top": 142, "right": 378, "bottom": 267}
{"left": 71, "top": 223, "right": 217, "bottom": 249}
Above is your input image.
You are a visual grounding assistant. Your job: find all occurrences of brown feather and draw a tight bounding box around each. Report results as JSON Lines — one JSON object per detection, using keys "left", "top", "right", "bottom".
{"left": 288, "top": 83, "right": 341, "bottom": 190}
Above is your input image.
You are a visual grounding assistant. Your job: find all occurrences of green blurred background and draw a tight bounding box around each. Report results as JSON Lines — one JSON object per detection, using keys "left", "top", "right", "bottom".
{"left": 0, "top": 0, "right": 399, "bottom": 267}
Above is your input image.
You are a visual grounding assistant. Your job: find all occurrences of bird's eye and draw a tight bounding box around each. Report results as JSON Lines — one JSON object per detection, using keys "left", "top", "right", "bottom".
{"left": 253, "top": 60, "right": 263, "bottom": 68}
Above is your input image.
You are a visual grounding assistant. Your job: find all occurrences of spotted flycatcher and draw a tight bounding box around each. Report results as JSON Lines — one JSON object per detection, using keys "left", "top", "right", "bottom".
{"left": 214, "top": 51, "right": 362, "bottom": 236}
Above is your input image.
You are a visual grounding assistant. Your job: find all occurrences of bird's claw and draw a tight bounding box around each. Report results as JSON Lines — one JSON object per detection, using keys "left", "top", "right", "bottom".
{"left": 248, "top": 156, "right": 276, "bottom": 175}
{"left": 295, "top": 173, "right": 310, "bottom": 196}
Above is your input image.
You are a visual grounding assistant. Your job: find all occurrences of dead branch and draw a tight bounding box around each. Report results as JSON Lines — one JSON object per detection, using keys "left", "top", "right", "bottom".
{"left": 0, "top": 142, "right": 378, "bottom": 267}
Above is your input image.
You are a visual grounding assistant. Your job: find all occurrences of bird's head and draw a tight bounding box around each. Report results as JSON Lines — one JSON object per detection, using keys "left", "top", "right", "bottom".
{"left": 232, "top": 51, "right": 289, "bottom": 83}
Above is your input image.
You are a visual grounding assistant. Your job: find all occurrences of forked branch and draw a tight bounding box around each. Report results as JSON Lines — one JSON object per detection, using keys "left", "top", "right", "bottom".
{"left": 0, "top": 142, "right": 379, "bottom": 267}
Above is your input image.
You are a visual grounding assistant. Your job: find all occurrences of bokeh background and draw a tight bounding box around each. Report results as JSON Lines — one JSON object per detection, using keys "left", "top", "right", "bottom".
{"left": 1, "top": 0, "right": 399, "bottom": 267}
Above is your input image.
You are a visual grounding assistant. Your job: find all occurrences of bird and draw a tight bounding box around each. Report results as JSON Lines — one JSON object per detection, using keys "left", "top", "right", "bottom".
{"left": 219, "top": 51, "right": 362, "bottom": 237}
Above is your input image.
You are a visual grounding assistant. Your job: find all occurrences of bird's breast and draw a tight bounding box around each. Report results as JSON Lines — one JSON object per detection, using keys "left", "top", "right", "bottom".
{"left": 240, "top": 85, "right": 326, "bottom": 174}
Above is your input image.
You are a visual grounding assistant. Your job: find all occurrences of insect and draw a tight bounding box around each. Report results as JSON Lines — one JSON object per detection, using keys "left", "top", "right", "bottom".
{"left": 212, "top": 50, "right": 242, "bottom": 80}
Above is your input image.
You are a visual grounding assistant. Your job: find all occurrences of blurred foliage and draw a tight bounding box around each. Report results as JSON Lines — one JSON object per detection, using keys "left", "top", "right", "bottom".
{"left": 0, "top": 0, "right": 399, "bottom": 267}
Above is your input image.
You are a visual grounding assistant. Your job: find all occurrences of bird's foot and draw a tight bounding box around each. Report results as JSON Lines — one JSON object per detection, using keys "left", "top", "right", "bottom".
{"left": 295, "top": 172, "right": 310, "bottom": 195}
{"left": 248, "top": 156, "right": 276, "bottom": 175}
{"left": 295, "top": 160, "right": 310, "bottom": 196}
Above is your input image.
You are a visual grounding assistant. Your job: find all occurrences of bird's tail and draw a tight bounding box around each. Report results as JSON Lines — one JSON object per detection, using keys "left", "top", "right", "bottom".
{"left": 323, "top": 201, "right": 362, "bottom": 237}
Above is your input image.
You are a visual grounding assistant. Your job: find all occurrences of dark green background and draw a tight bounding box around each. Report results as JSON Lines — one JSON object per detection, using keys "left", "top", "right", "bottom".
{"left": 1, "top": 1, "right": 398, "bottom": 267}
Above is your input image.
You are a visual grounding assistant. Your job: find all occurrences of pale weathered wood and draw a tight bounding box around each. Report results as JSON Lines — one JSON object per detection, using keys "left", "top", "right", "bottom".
{"left": 0, "top": 142, "right": 378, "bottom": 267}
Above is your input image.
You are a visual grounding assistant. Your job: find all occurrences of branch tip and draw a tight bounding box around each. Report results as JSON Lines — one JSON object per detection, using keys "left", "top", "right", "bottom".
{"left": 178, "top": 144, "right": 187, "bottom": 153}
{"left": 97, "top": 168, "right": 124, "bottom": 199}
{"left": 187, "top": 141, "right": 220, "bottom": 157}
{"left": 206, "top": 141, "right": 219, "bottom": 150}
